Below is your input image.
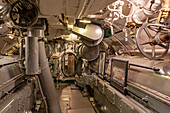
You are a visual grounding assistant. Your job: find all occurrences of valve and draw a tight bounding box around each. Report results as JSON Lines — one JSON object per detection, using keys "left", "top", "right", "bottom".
{"left": 136, "top": 23, "right": 169, "bottom": 60}
{"left": 10, "top": 0, "right": 38, "bottom": 28}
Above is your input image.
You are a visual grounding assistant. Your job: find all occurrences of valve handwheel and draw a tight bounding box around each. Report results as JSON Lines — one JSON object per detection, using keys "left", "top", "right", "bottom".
{"left": 136, "top": 23, "right": 169, "bottom": 60}
{"left": 10, "top": 0, "right": 38, "bottom": 28}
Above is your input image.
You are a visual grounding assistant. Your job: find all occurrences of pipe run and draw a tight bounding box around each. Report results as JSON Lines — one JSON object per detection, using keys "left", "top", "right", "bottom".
{"left": 39, "top": 41, "right": 62, "bottom": 113}
{"left": 132, "top": 0, "right": 161, "bottom": 24}
{"left": 26, "top": 18, "right": 62, "bottom": 113}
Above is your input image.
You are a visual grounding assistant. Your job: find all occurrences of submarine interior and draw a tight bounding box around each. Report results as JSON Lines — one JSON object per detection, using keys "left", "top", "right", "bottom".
{"left": 0, "top": 0, "right": 169, "bottom": 113}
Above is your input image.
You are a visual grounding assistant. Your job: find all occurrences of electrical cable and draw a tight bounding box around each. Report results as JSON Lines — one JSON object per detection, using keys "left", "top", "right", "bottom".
{"left": 35, "top": 75, "right": 48, "bottom": 113}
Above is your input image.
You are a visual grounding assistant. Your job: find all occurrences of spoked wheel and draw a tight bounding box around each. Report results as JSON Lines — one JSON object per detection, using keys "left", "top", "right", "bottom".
{"left": 10, "top": 0, "right": 38, "bottom": 28}
{"left": 136, "top": 23, "right": 169, "bottom": 60}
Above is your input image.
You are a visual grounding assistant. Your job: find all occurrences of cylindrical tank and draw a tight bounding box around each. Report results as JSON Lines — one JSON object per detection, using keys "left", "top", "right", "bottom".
{"left": 79, "top": 45, "right": 99, "bottom": 61}
{"left": 25, "top": 28, "right": 40, "bottom": 75}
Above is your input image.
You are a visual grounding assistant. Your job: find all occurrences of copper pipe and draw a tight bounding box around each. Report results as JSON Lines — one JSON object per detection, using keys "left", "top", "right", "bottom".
{"left": 160, "top": 33, "right": 170, "bottom": 42}
{"left": 152, "top": 33, "right": 170, "bottom": 44}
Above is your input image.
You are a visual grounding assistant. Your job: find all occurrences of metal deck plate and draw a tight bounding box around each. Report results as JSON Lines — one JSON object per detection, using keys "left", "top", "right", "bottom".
{"left": 56, "top": 83, "right": 95, "bottom": 113}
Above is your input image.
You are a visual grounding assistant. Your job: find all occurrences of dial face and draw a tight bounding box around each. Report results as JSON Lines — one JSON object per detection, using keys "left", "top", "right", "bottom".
{"left": 111, "top": 59, "right": 128, "bottom": 86}
{"left": 112, "top": 66, "right": 125, "bottom": 85}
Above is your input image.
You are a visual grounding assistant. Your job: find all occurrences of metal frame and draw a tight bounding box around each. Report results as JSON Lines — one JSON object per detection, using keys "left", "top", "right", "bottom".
{"left": 111, "top": 58, "right": 129, "bottom": 95}
{"left": 61, "top": 52, "right": 77, "bottom": 77}
{"left": 98, "top": 51, "right": 106, "bottom": 78}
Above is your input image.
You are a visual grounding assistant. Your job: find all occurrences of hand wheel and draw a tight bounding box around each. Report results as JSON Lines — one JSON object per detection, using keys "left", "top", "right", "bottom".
{"left": 10, "top": 0, "right": 38, "bottom": 28}
{"left": 136, "top": 23, "right": 169, "bottom": 60}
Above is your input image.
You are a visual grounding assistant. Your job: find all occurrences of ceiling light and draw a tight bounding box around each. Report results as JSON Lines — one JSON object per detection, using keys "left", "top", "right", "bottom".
{"left": 79, "top": 20, "right": 91, "bottom": 23}
{"left": 8, "top": 34, "right": 14, "bottom": 39}
{"left": 67, "top": 24, "right": 74, "bottom": 29}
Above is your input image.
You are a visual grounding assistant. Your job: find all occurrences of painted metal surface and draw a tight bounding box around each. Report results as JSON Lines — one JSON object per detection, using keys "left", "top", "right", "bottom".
{"left": 39, "top": 41, "right": 62, "bottom": 113}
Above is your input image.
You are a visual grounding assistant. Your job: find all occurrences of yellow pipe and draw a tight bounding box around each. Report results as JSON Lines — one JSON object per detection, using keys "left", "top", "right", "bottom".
{"left": 157, "top": 0, "right": 170, "bottom": 23}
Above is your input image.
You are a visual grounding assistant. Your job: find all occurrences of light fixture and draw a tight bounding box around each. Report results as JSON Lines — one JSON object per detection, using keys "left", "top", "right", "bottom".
{"left": 69, "top": 33, "right": 77, "bottom": 39}
{"left": 8, "top": 34, "right": 14, "bottom": 39}
{"left": 79, "top": 20, "right": 91, "bottom": 23}
{"left": 67, "top": 24, "right": 74, "bottom": 29}
{"left": 0, "top": 24, "right": 3, "bottom": 29}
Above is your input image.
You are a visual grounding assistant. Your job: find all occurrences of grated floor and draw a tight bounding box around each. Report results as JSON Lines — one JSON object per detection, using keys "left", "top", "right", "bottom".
{"left": 56, "top": 83, "right": 96, "bottom": 113}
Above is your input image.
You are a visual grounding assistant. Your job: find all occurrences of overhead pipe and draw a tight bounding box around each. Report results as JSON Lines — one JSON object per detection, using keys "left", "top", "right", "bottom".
{"left": 78, "top": 44, "right": 99, "bottom": 61}
{"left": 56, "top": 16, "right": 103, "bottom": 61}
{"left": 77, "top": 0, "right": 89, "bottom": 18}
{"left": 132, "top": 0, "right": 161, "bottom": 25}
{"left": 72, "top": 22, "right": 104, "bottom": 61}
{"left": 0, "top": 4, "right": 9, "bottom": 19}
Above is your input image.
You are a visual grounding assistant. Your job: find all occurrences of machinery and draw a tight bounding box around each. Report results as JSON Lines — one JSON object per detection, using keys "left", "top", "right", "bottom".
{"left": 0, "top": 0, "right": 169, "bottom": 113}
